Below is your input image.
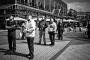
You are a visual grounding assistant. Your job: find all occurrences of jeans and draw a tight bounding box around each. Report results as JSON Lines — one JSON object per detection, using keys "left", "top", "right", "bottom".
{"left": 39, "top": 31, "right": 46, "bottom": 44}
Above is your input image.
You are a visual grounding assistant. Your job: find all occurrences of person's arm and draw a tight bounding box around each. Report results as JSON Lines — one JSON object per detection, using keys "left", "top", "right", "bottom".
{"left": 6, "top": 25, "right": 16, "bottom": 29}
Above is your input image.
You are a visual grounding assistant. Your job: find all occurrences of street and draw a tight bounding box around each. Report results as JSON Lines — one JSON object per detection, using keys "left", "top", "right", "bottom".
{"left": 0, "top": 28, "right": 90, "bottom": 60}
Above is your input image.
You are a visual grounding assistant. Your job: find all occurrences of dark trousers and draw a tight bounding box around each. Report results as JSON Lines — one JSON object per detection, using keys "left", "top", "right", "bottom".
{"left": 49, "top": 32, "right": 55, "bottom": 45}
{"left": 39, "top": 31, "right": 46, "bottom": 44}
{"left": 8, "top": 36, "right": 16, "bottom": 51}
{"left": 58, "top": 31, "right": 63, "bottom": 40}
{"left": 27, "top": 37, "right": 34, "bottom": 57}
{"left": 22, "top": 32, "right": 25, "bottom": 39}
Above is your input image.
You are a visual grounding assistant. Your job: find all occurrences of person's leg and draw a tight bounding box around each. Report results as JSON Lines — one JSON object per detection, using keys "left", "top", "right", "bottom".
{"left": 13, "top": 37, "right": 16, "bottom": 52}
{"left": 8, "top": 36, "right": 13, "bottom": 51}
{"left": 22, "top": 32, "right": 24, "bottom": 39}
{"left": 39, "top": 31, "right": 42, "bottom": 44}
{"left": 60, "top": 34, "right": 63, "bottom": 40}
{"left": 52, "top": 32, "right": 55, "bottom": 45}
{"left": 27, "top": 37, "right": 34, "bottom": 58}
{"left": 43, "top": 31, "right": 46, "bottom": 45}
{"left": 75, "top": 27, "right": 76, "bottom": 32}
{"left": 58, "top": 31, "right": 60, "bottom": 40}
{"left": 49, "top": 32, "right": 52, "bottom": 44}
{"left": 79, "top": 27, "right": 81, "bottom": 32}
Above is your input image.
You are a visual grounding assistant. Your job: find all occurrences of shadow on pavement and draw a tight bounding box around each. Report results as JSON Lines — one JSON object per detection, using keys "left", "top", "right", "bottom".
{"left": 0, "top": 48, "right": 31, "bottom": 59}
{"left": 0, "top": 48, "right": 8, "bottom": 53}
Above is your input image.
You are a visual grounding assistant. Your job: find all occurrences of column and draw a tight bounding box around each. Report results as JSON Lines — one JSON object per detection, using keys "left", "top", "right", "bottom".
{"left": 44, "top": 0, "right": 45, "bottom": 10}
{"left": 49, "top": 0, "right": 51, "bottom": 12}
{"left": 15, "top": 0, "right": 17, "bottom": 4}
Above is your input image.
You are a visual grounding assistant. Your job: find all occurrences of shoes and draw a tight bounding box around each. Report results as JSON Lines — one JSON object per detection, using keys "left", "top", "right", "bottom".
{"left": 26, "top": 54, "right": 34, "bottom": 59}
{"left": 13, "top": 50, "right": 16, "bottom": 53}
{"left": 44, "top": 43, "right": 46, "bottom": 45}
{"left": 50, "top": 44, "right": 54, "bottom": 46}
{"left": 38, "top": 43, "right": 41, "bottom": 45}
{"left": 6, "top": 50, "right": 13, "bottom": 54}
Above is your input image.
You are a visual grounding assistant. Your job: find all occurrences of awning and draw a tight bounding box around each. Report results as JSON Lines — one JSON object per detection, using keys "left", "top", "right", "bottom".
{"left": 63, "top": 19, "right": 79, "bottom": 22}
{"left": 6, "top": 17, "right": 27, "bottom": 21}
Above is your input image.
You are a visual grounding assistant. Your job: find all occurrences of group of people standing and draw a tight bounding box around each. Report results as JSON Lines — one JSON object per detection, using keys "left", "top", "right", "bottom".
{"left": 38, "top": 17, "right": 64, "bottom": 46}
{"left": 6, "top": 15, "right": 64, "bottom": 59}
{"left": 67, "top": 22, "right": 82, "bottom": 32}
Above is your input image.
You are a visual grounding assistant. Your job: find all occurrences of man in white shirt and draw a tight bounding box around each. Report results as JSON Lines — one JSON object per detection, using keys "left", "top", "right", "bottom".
{"left": 24, "top": 15, "right": 36, "bottom": 59}
{"left": 48, "top": 18, "right": 57, "bottom": 46}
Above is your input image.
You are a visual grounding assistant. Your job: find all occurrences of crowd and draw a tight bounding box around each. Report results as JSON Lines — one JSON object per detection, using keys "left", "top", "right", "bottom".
{"left": 64, "top": 22, "right": 82, "bottom": 32}
{"left": 6, "top": 15, "right": 65, "bottom": 59}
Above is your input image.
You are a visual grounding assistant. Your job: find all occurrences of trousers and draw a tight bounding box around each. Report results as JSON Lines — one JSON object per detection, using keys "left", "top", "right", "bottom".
{"left": 26, "top": 37, "right": 34, "bottom": 57}
{"left": 48, "top": 32, "right": 55, "bottom": 45}
{"left": 8, "top": 35, "right": 16, "bottom": 51}
{"left": 39, "top": 31, "right": 46, "bottom": 44}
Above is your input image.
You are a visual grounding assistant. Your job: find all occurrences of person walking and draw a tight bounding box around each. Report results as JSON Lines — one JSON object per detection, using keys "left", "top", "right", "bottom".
{"left": 6, "top": 16, "right": 17, "bottom": 53}
{"left": 48, "top": 19, "right": 57, "bottom": 46}
{"left": 38, "top": 16, "right": 47, "bottom": 45}
{"left": 24, "top": 15, "right": 36, "bottom": 59}
{"left": 57, "top": 20, "right": 64, "bottom": 40}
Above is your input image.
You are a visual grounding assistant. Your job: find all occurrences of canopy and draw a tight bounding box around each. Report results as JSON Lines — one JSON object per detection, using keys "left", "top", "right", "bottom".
{"left": 63, "top": 19, "right": 79, "bottom": 22}
{"left": 6, "top": 17, "right": 27, "bottom": 21}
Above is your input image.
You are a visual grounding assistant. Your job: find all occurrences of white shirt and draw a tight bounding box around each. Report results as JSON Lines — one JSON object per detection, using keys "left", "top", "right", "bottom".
{"left": 25, "top": 20, "right": 36, "bottom": 37}
{"left": 48, "top": 22, "right": 57, "bottom": 32}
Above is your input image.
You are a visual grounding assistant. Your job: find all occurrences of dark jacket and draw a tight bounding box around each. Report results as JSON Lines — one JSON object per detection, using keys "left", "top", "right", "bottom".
{"left": 7, "top": 20, "right": 17, "bottom": 37}
{"left": 38, "top": 20, "right": 47, "bottom": 31}
{"left": 57, "top": 22, "right": 64, "bottom": 34}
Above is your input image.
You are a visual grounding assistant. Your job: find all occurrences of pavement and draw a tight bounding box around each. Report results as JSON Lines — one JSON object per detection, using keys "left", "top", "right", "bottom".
{"left": 0, "top": 27, "right": 90, "bottom": 60}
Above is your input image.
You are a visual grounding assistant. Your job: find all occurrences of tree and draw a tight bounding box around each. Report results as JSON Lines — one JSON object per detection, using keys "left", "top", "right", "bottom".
{"left": 67, "top": 9, "right": 77, "bottom": 19}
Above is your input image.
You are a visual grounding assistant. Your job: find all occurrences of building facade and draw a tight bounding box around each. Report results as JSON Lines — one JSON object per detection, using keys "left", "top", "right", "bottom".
{"left": 77, "top": 12, "right": 90, "bottom": 21}
{"left": 0, "top": 0, "right": 67, "bottom": 28}
{"left": 76, "top": 12, "right": 90, "bottom": 26}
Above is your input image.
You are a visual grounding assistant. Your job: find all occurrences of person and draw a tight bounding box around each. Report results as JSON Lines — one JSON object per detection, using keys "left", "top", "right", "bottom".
{"left": 57, "top": 20, "right": 64, "bottom": 40}
{"left": 38, "top": 16, "right": 47, "bottom": 45}
{"left": 23, "top": 15, "right": 36, "bottom": 59}
{"left": 78, "top": 23, "right": 82, "bottom": 32}
{"left": 21, "top": 22, "right": 26, "bottom": 39}
{"left": 6, "top": 16, "right": 17, "bottom": 53}
{"left": 73, "top": 23, "right": 76, "bottom": 32}
{"left": 48, "top": 18, "right": 57, "bottom": 46}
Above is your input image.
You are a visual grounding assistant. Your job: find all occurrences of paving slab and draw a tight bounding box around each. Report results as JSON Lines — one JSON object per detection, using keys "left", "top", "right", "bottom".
{"left": 0, "top": 40, "right": 70, "bottom": 60}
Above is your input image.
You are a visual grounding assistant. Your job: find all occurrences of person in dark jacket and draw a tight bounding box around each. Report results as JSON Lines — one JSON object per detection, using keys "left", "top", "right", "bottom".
{"left": 57, "top": 20, "right": 64, "bottom": 40}
{"left": 6, "top": 16, "right": 17, "bottom": 53}
{"left": 38, "top": 16, "right": 47, "bottom": 45}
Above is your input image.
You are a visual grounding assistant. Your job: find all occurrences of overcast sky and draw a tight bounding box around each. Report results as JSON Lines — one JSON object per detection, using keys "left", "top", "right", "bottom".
{"left": 62, "top": 0, "right": 90, "bottom": 12}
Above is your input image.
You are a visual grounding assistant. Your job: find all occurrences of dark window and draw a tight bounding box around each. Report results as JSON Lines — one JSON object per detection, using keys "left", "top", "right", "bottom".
{"left": 0, "top": 0, "right": 15, "bottom": 5}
